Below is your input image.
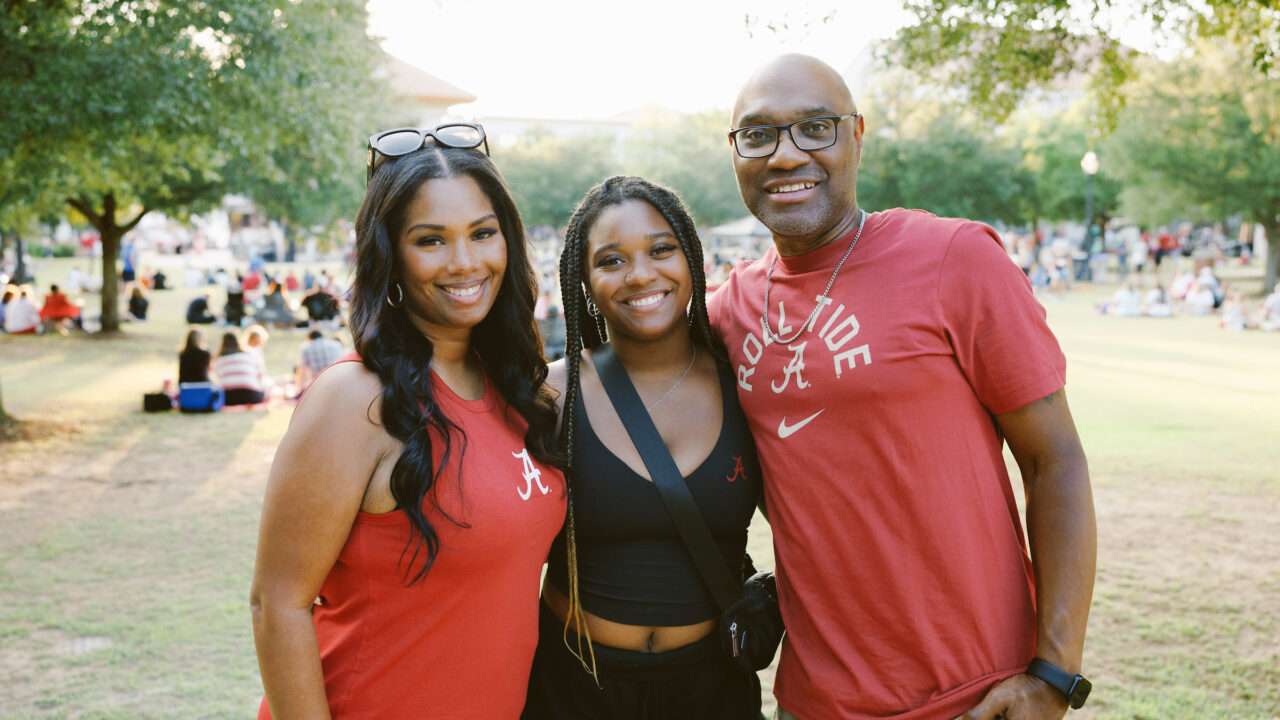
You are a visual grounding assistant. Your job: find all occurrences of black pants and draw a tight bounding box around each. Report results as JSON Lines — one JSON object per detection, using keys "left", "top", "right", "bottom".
{"left": 223, "top": 388, "right": 265, "bottom": 406}
{"left": 523, "top": 603, "right": 762, "bottom": 720}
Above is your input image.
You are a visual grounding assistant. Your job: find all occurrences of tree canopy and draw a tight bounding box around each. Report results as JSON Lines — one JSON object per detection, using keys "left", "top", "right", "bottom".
{"left": 892, "top": 0, "right": 1280, "bottom": 125}
{"left": 1108, "top": 40, "right": 1280, "bottom": 290}
{"left": 494, "top": 131, "right": 622, "bottom": 229}
{"left": 0, "top": 0, "right": 389, "bottom": 330}
{"left": 889, "top": 1, "right": 1279, "bottom": 291}
{"left": 623, "top": 110, "right": 744, "bottom": 227}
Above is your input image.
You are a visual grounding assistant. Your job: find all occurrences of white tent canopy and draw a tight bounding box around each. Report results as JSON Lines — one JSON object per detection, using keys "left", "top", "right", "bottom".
{"left": 705, "top": 215, "right": 770, "bottom": 239}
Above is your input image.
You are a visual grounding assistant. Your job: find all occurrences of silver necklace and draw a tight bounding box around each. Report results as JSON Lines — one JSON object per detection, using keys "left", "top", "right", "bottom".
{"left": 761, "top": 209, "right": 866, "bottom": 345}
{"left": 646, "top": 344, "right": 697, "bottom": 412}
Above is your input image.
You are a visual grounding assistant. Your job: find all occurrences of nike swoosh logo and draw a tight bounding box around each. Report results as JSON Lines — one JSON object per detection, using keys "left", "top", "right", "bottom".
{"left": 778, "top": 410, "right": 824, "bottom": 438}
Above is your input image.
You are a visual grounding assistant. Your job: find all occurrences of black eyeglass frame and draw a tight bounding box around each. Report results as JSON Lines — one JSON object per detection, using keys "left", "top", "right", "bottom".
{"left": 366, "top": 123, "right": 490, "bottom": 183}
{"left": 727, "top": 113, "right": 860, "bottom": 159}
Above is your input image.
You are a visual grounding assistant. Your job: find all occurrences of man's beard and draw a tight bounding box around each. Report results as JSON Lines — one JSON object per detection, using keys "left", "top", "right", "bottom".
{"left": 749, "top": 193, "right": 840, "bottom": 244}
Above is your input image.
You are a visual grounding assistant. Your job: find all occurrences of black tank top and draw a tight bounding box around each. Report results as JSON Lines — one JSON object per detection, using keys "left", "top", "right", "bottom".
{"left": 546, "top": 356, "right": 761, "bottom": 625}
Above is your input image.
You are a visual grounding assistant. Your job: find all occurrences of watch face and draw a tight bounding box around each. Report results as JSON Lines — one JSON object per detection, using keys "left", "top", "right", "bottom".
{"left": 1067, "top": 676, "right": 1092, "bottom": 709}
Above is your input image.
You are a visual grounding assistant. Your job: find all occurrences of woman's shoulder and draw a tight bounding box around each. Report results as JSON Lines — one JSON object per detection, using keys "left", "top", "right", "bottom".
{"left": 305, "top": 359, "right": 381, "bottom": 405}
{"left": 291, "top": 360, "right": 391, "bottom": 444}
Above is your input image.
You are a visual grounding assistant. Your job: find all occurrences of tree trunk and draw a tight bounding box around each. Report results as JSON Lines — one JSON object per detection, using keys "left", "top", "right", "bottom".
{"left": 13, "top": 231, "right": 28, "bottom": 285}
{"left": 284, "top": 220, "right": 296, "bottom": 263}
{"left": 99, "top": 225, "right": 122, "bottom": 332}
{"left": 68, "top": 192, "right": 147, "bottom": 334}
{"left": 1264, "top": 217, "right": 1278, "bottom": 295}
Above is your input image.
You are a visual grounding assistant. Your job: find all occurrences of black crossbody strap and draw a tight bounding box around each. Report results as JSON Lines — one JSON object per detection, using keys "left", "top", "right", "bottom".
{"left": 592, "top": 344, "right": 742, "bottom": 611}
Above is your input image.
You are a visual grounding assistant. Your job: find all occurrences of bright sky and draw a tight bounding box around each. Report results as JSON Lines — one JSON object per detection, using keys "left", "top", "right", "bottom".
{"left": 365, "top": 0, "right": 916, "bottom": 120}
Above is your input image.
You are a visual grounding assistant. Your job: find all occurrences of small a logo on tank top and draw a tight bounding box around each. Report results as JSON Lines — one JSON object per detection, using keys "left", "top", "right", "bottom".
{"left": 514, "top": 447, "right": 551, "bottom": 500}
{"left": 726, "top": 456, "right": 747, "bottom": 483}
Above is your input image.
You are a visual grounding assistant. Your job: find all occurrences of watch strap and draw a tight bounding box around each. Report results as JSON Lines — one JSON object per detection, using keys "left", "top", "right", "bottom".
{"left": 1026, "top": 658, "right": 1091, "bottom": 709}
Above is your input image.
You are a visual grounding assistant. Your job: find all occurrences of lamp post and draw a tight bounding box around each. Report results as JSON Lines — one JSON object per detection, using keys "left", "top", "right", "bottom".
{"left": 1081, "top": 150, "right": 1100, "bottom": 248}
{"left": 1078, "top": 151, "right": 1100, "bottom": 282}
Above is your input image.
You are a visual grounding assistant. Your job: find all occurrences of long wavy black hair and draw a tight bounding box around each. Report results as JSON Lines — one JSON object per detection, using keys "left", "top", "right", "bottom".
{"left": 557, "top": 175, "right": 723, "bottom": 673}
{"left": 351, "top": 146, "right": 561, "bottom": 585}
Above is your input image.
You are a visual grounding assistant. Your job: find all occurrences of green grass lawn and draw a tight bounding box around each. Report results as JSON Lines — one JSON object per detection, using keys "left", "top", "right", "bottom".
{"left": 1, "top": 257, "right": 1277, "bottom": 719}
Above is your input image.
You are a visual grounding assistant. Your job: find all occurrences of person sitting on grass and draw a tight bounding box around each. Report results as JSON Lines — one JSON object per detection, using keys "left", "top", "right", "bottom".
{"left": 1184, "top": 281, "right": 1217, "bottom": 316}
{"left": 127, "top": 285, "right": 150, "bottom": 322}
{"left": 213, "top": 331, "right": 266, "bottom": 406}
{"left": 1220, "top": 288, "right": 1254, "bottom": 331}
{"left": 186, "top": 291, "right": 217, "bottom": 324}
{"left": 243, "top": 324, "right": 279, "bottom": 394}
{"left": 293, "top": 330, "right": 345, "bottom": 394}
{"left": 300, "top": 283, "right": 341, "bottom": 327}
{"left": 4, "top": 286, "right": 41, "bottom": 334}
{"left": 39, "top": 284, "right": 81, "bottom": 334}
{"left": 1260, "top": 286, "right": 1280, "bottom": 332}
{"left": 255, "top": 280, "right": 300, "bottom": 328}
{"left": 1142, "top": 285, "right": 1174, "bottom": 318}
{"left": 1170, "top": 269, "right": 1196, "bottom": 300}
{"left": 1, "top": 284, "right": 18, "bottom": 332}
{"left": 178, "top": 329, "right": 214, "bottom": 385}
{"left": 1096, "top": 281, "right": 1140, "bottom": 316}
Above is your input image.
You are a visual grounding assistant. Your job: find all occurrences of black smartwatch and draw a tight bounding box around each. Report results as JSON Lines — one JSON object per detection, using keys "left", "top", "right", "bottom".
{"left": 1026, "top": 658, "right": 1091, "bottom": 709}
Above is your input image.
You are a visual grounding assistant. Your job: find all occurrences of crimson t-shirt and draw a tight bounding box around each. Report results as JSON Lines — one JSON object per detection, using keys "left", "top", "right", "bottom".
{"left": 260, "top": 355, "right": 566, "bottom": 719}
{"left": 708, "top": 209, "right": 1066, "bottom": 719}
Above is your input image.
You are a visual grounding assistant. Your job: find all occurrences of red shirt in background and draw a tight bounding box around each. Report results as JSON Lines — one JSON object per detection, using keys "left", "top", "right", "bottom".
{"left": 709, "top": 209, "right": 1067, "bottom": 720}
{"left": 39, "top": 292, "right": 80, "bottom": 321}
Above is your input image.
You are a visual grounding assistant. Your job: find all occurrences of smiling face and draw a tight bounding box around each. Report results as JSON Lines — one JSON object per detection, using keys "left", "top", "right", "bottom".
{"left": 396, "top": 174, "right": 507, "bottom": 341}
{"left": 585, "top": 199, "right": 693, "bottom": 343}
{"left": 731, "top": 54, "right": 864, "bottom": 255}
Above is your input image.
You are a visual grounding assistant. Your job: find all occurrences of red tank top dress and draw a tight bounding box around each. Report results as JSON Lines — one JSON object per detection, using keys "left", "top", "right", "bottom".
{"left": 259, "top": 355, "right": 565, "bottom": 719}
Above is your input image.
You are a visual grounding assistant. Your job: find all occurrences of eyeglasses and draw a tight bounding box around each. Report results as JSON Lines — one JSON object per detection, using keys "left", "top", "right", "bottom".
{"left": 728, "top": 113, "right": 860, "bottom": 159}
{"left": 366, "top": 123, "right": 490, "bottom": 182}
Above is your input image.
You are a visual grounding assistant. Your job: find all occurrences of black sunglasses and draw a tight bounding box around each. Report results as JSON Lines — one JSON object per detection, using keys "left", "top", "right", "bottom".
{"left": 366, "top": 123, "right": 490, "bottom": 183}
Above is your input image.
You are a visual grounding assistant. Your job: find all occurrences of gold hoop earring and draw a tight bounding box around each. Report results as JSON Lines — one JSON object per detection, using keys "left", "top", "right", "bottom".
{"left": 386, "top": 281, "right": 404, "bottom": 308}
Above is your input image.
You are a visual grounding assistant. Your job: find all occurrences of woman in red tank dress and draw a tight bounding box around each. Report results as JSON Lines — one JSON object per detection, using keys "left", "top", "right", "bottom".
{"left": 250, "top": 125, "right": 565, "bottom": 719}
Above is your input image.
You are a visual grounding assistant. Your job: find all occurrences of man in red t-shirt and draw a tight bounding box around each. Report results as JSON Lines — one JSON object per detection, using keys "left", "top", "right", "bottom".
{"left": 709, "top": 54, "right": 1097, "bottom": 720}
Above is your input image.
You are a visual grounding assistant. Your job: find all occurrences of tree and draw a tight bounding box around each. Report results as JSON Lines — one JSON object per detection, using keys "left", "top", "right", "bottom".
{"left": 1007, "top": 107, "right": 1122, "bottom": 231}
{"left": 892, "top": 1, "right": 1280, "bottom": 125}
{"left": 1, "top": 0, "right": 389, "bottom": 331}
{"left": 1108, "top": 41, "right": 1280, "bottom": 291}
{"left": 495, "top": 131, "right": 622, "bottom": 228}
{"left": 854, "top": 83, "right": 1035, "bottom": 225}
{"left": 859, "top": 121, "right": 1035, "bottom": 225}
{"left": 623, "top": 110, "right": 745, "bottom": 227}
{"left": 222, "top": 1, "right": 391, "bottom": 259}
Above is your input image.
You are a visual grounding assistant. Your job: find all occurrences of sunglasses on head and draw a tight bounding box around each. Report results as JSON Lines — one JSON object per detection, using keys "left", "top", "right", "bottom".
{"left": 366, "top": 123, "right": 490, "bottom": 183}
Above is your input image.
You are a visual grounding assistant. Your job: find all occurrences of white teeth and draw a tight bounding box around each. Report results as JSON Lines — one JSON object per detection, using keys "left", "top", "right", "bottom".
{"left": 442, "top": 282, "right": 483, "bottom": 298}
{"left": 769, "top": 182, "right": 816, "bottom": 194}
{"left": 624, "top": 293, "right": 665, "bottom": 308}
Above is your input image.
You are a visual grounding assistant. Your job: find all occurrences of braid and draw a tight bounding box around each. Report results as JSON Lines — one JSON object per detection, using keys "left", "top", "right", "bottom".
{"left": 557, "top": 204, "right": 599, "bottom": 680}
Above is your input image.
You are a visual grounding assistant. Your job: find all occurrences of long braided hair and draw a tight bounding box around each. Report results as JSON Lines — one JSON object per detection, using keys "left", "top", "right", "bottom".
{"left": 557, "top": 176, "right": 723, "bottom": 674}
{"left": 351, "top": 146, "right": 561, "bottom": 585}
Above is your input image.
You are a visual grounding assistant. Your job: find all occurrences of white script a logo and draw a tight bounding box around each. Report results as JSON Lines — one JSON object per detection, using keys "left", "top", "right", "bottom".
{"left": 514, "top": 448, "right": 551, "bottom": 501}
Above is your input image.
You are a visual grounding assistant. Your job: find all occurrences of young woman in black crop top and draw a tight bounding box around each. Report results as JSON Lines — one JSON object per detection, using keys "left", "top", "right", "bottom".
{"left": 522, "top": 177, "right": 765, "bottom": 719}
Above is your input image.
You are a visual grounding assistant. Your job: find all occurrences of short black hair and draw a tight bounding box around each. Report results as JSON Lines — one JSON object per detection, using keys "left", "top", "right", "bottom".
{"left": 308, "top": 330, "right": 323, "bottom": 340}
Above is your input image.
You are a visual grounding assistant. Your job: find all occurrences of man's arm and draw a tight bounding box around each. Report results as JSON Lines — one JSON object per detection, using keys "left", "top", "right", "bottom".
{"left": 960, "top": 386, "right": 1096, "bottom": 720}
